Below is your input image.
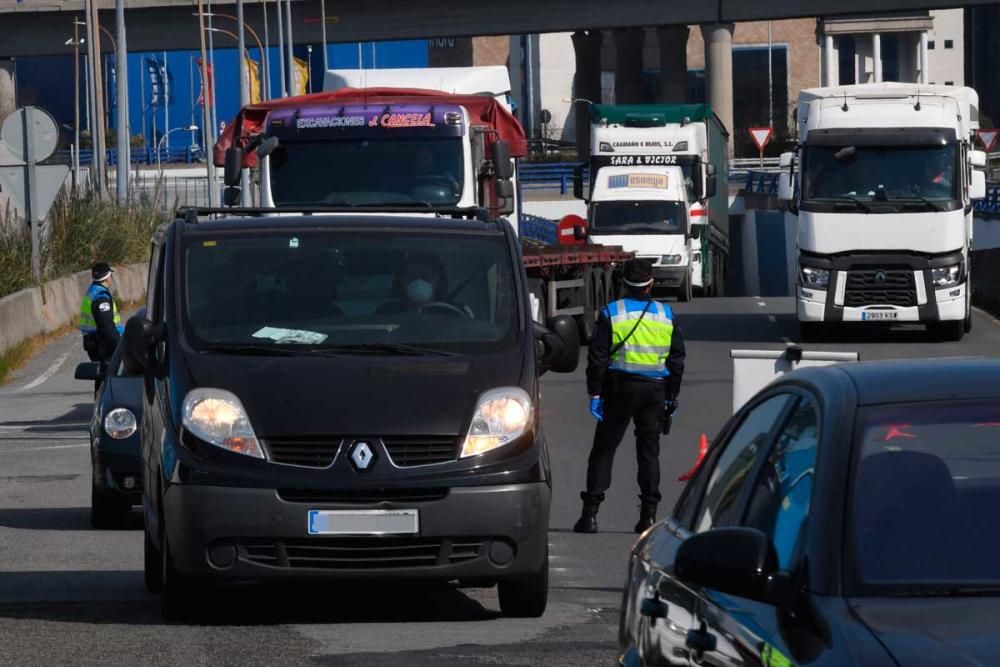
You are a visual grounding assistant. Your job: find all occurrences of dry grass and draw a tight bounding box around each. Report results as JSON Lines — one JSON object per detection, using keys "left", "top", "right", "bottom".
{"left": 0, "top": 323, "right": 78, "bottom": 386}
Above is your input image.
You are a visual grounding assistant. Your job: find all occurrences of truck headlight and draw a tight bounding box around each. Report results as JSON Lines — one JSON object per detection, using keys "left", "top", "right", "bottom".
{"left": 460, "top": 388, "right": 532, "bottom": 458}
{"left": 931, "top": 264, "right": 962, "bottom": 288}
{"left": 661, "top": 255, "right": 683, "bottom": 265}
{"left": 104, "top": 408, "right": 137, "bottom": 439}
{"left": 801, "top": 266, "right": 830, "bottom": 289}
{"left": 182, "top": 388, "right": 264, "bottom": 459}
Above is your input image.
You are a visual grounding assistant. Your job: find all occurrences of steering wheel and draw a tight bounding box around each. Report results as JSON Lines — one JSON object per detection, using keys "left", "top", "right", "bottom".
{"left": 417, "top": 301, "right": 472, "bottom": 319}
{"left": 412, "top": 175, "right": 460, "bottom": 193}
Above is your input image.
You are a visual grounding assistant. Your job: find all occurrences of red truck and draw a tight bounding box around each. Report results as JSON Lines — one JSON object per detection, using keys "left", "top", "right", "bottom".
{"left": 215, "top": 85, "right": 631, "bottom": 337}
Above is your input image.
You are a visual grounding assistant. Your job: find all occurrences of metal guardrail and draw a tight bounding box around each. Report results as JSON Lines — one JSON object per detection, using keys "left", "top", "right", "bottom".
{"left": 50, "top": 147, "right": 205, "bottom": 166}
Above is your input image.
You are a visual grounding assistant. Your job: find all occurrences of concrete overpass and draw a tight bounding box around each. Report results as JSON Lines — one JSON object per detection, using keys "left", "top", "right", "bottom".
{"left": 0, "top": 0, "right": 996, "bottom": 57}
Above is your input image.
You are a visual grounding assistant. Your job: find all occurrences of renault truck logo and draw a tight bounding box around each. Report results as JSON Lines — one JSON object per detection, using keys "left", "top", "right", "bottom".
{"left": 874, "top": 271, "right": 888, "bottom": 286}
{"left": 349, "top": 441, "right": 377, "bottom": 471}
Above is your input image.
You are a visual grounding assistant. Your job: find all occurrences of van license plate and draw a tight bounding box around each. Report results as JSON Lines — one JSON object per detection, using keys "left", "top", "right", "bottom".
{"left": 308, "top": 509, "right": 419, "bottom": 535}
{"left": 862, "top": 311, "right": 898, "bottom": 321}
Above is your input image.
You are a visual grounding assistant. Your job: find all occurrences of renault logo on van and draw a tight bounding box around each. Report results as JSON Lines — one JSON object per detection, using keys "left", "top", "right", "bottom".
{"left": 874, "top": 271, "right": 888, "bottom": 286}
{"left": 348, "top": 441, "right": 377, "bottom": 472}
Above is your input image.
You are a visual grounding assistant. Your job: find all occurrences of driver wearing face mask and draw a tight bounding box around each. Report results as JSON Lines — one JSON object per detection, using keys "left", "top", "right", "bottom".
{"left": 376, "top": 254, "right": 472, "bottom": 317}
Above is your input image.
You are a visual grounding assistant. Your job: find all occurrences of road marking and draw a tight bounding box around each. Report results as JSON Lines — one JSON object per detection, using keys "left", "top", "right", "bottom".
{"left": 15, "top": 353, "right": 69, "bottom": 393}
{"left": 0, "top": 423, "right": 90, "bottom": 430}
{"left": 757, "top": 301, "right": 767, "bottom": 306}
{"left": 767, "top": 315, "right": 777, "bottom": 323}
{"left": 0, "top": 443, "right": 88, "bottom": 453}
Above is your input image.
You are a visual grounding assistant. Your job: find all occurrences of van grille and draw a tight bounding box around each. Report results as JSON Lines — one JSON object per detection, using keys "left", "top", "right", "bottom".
{"left": 240, "top": 537, "right": 486, "bottom": 570}
{"left": 277, "top": 488, "right": 449, "bottom": 504}
{"left": 265, "top": 438, "right": 342, "bottom": 468}
{"left": 382, "top": 437, "right": 460, "bottom": 467}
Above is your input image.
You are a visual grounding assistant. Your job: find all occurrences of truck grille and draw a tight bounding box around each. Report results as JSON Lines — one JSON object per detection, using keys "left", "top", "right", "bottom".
{"left": 845, "top": 270, "right": 917, "bottom": 308}
{"left": 265, "top": 438, "right": 342, "bottom": 468}
{"left": 240, "top": 537, "right": 486, "bottom": 570}
{"left": 382, "top": 437, "right": 459, "bottom": 467}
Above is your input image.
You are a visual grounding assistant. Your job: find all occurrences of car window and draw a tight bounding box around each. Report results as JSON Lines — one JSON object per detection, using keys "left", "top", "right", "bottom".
{"left": 742, "top": 397, "right": 819, "bottom": 570}
{"left": 695, "top": 395, "right": 792, "bottom": 533}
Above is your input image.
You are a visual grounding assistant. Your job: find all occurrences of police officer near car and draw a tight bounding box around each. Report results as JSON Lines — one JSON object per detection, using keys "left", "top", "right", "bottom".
{"left": 79, "top": 262, "right": 124, "bottom": 365}
{"left": 573, "top": 258, "right": 686, "bottom": 534}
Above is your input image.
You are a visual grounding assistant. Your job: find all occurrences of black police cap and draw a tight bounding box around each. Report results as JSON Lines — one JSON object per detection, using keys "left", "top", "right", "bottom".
{"left": 623, "top": 258, "right": 654, "bottom": 286}
{"left": 91, "top": 262, "right": 114, "bottom": 281}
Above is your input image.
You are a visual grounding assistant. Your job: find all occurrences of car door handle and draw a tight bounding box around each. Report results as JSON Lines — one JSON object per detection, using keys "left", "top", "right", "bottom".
{"left": 686, "top": 627, "right": 717, "bottom": 653}
{"left": 639, "top": 592, "right": 669, "bottom": 620}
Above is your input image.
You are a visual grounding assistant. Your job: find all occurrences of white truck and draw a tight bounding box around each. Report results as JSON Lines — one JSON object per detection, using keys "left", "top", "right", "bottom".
{"left": 779, "top": 83, "right": 988, "bottom": 341}
{"left": 575, "top": 104, "right": 730, "bottom": 301}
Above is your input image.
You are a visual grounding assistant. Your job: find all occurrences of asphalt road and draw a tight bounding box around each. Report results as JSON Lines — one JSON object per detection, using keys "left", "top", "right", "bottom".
{"left": 2, "top": 297, "right": 998, "bottom": 665}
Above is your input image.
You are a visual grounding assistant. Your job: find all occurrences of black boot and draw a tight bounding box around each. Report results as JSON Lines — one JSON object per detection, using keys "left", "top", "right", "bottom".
{"left": 573, "top": 500, "right": 600, "bottom": 534}
{"left": 634, "top": 502, "right": 657, "bottom": 534}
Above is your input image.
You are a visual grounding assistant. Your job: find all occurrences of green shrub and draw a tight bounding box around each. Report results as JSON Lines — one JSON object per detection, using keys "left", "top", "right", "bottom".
{"left": 0, "top": 193, "right": 167, "bottom": 299}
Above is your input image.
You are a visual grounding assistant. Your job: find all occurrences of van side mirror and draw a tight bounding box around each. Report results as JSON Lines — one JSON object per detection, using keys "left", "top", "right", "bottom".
{"left": 971, "top": 170, "right": 987, "bottom": 200}
{"left": 122, "top": 316, "right": 163, "bottom": 376}
{"left": 493, "top": 140, "right": 514, "bottom": 180}
{"left": 534, "top": 315, "right": 580, "bottom": 374}
{"left": 74, "top": 362, "right": 102, "bottom": 381}
{"left": 223, "top": 146, "right": 244, "bottom": 187}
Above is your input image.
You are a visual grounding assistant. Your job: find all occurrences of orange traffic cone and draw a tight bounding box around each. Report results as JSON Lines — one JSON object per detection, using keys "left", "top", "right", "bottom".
{"left": 678, "top": 434, "right": 709, "bottom": 481}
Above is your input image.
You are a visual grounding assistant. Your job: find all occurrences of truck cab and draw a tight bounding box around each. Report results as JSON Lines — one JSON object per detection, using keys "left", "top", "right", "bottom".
{"left": 587, "top": 166, "right": 698, "bottom": 298}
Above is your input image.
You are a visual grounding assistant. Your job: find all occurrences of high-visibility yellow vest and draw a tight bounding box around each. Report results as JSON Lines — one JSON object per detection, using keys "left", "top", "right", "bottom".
{"left": 79, "top": 283, "right": 123, "bottom": 334}
{"left": 606, "top": 298, "right": 674, "bottom": 380}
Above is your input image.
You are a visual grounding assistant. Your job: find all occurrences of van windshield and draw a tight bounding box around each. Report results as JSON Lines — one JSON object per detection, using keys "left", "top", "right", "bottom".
{"left": 181, "top": 230, "right": 518, "bottom": 353}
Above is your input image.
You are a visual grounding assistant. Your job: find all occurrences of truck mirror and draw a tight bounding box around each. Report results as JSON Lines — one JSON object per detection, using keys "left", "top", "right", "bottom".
{"left": 704, "top": 174, "right": 717, "bottom": 199}
{"left": 257, "top": 136, "right": 280, "bottom": 159}
{"left": 495, "top": 179, "right": 515, "bottom": 215}
{"left": 573, "top": 164, "right": 585, "bottom": 200}
{"left": 778, "top": 173, "right": 793, "bottom": 201}
{"left": 779, "top": 151, "right": 794, "bottom": 168}
{"left": 223, "top": 146, "right": 244, "bottom": 187}
{"left": 223, "top": 186, "right": 241, "bottom": 207}
{"left": 971, "top": 150, "right": 988, "bottom": 169}
{"left": 971, "top": 170, "right": 987, "bottom": 200}
{"left": 493, "top": 141, "right": 514, "bottom": 180}
{"left": 689, "top": 224, "right": 702, "bottom": 240}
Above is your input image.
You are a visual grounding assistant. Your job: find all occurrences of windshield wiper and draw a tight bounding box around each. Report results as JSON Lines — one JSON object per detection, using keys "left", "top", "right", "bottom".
{"left": 198, "top": 344, "right": 315, "bottom": 356}
{"left": 897, "top": 196, "right": 944, "bottom": 212}
{"left": 315, "top": 343, "right": 456, "bottom": 357}
{"left": 831, "top": 196, "right": 872, "bottom": 213}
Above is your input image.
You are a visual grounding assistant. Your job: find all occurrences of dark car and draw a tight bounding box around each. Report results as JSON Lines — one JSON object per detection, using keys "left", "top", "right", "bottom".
{"left": 619, "top": 356, "right": 1000, "bottom": 666}
{"left": 75, "top": 329, "right": 145, "bottom": 529}
{"left": 122, "top": 210, "right": 579, "bottom": 621}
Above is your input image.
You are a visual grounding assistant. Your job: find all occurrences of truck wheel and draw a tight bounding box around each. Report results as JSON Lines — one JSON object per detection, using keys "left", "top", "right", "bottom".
{"left": 799, "top": 322, "right": 825, "bottom": 343}
{"left": 498, "top": 548, "right": 548, "bottom": 618}
{"left": 91, "top": 481, "right": 129, "bottom": 530}
{"left": 678, "top": 274, "right": 693, "bottom": 302}
{"left": 965, "top": 309, "right": 973, "bottom": 334}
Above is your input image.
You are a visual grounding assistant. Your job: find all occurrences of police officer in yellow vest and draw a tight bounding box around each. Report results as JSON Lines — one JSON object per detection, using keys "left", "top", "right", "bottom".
{"left": 79, "top": 262, "right": 123, "bottom": 363}
{"left": 574, "top": 259, "right": 686, "bottom": 534}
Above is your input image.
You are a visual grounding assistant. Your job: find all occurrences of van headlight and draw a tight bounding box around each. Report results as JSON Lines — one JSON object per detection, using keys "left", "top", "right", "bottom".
{"left": 104, "top": 408, "right": 137, "bottom": 439}
{"left": 931, "top": 263, "right": 962, "bottom": 288}
{"left": 661, "top": 255, "right": 683, "bottom": 265}
{"left": 182, "top": 388, "right": 264, "bottom": 459}
{"left": 460, "top": 388, "right": 533, "bottom": 458}
{"left": 801, "top": 266, "right": 830, "bottom": 289}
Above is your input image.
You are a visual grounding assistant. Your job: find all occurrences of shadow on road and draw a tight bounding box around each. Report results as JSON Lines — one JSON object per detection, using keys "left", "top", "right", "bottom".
{"left": 0, "top": 506, "right": 143, "bottom": 531}
{"left": 0, "top": 403, "right": 93, "bottom": 431}
{"left": 677, "top": 312, "right": 788, "bottom": 343}
{"left": 0, "top": 578, "right": 499, "bottom": 626}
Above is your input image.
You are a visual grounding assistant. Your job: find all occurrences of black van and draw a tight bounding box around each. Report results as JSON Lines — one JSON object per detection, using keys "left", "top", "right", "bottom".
{"left": 123, "top": 208, "right": 579, "bottom": 620}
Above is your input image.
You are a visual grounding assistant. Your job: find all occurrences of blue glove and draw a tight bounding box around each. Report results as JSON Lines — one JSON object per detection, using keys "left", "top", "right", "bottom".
{"left": 589, "top": 396, "right": 604, "bottom": 421}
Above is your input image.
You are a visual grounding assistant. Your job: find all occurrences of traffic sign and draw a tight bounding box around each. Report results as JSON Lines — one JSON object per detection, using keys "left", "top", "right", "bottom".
{"left": 0, "top": 164, "right": 70, "bottom": 221}
{"left": 977, "top": 129, "right": 999, "bottom": 153}
{"left": 1, "top": 106, "right": 58, "bottom": 163}
{"left": 748, "top": 127, "right": 773, "bottom": 152}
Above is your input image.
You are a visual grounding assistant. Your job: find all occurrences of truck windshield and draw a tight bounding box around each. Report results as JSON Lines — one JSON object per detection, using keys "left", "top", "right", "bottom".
{"left": 590, "top": 201, "right": 687, "bottom": 235}
{"left": 181, "top": 229, "right": 517, "bottom": 353}
{"left": 803, "top": 144, "right": 959, "bottom": 204}
{"left": 269, "top": 138, "right": 465, "bottom": 206}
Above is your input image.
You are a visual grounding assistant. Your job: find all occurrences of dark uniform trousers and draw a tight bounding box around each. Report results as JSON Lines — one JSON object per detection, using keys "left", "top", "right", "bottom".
{"left": 583, "top": 375, "right": 666, "bottom": 505}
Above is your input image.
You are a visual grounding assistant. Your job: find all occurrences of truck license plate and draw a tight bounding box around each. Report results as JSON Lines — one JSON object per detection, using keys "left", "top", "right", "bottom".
{"left": 861, "top": 311, "right": 899, "bottom": 321}
{"left": 307, "top": 509, "right": 419, "bottom": 535}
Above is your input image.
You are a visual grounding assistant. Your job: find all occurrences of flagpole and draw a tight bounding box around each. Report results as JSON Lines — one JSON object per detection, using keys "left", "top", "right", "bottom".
{"left": 236, "top": 0, "right": 250, "bottom": 204}
{"left": 284, "top": 0, "right": 293, "bottom": 96}
{"left": 85, "top": 0, "right": 107, "bottom": 196}
{"left": 261, "top": 0, "right": 270, "bottom": 100}
{"left": 115, "top": 0, "right": 129, "bottom": 202}
{"left": 276, "top": 0, "right": 286, "bottom": 97}
{"left": 320, "top": 0, "right": 328, "bottom": 72}
{"left": 189, "top": 56, "right": 196, "bottom": 151}
{"left": 163, "top": 51, "right": 170, "bottom": 153}
{"left": 197, "top": 0, "right": 218, "bottom": 207}
{"left": 206, "top": 0, "right": 218, "bottom": 147}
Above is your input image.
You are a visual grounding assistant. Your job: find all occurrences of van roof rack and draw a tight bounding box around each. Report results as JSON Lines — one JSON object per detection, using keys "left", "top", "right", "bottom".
{"left": 178, "top": 204, "right": 497, "bottom": 224}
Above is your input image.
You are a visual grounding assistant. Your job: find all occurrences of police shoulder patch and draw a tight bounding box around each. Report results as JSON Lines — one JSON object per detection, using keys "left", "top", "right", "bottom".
{"left": 98, "top": 302, "right": 111, "bottom": 312}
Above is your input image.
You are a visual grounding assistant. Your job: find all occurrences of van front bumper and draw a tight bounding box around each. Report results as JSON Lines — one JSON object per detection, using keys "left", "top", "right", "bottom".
{"left": 162, "top": 482, "right": 550, "bottom": 582}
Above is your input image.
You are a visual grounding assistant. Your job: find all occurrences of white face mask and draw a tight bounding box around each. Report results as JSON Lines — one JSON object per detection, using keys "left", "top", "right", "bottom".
{"left": 406, "top": 279, "right": 434, "bottom": 305}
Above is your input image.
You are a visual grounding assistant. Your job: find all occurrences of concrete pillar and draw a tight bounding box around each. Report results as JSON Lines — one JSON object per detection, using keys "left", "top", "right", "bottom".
{"left": 822, "top": 34, "right": 836, "bottom": 86}
{"left": 571, "top": 30, "right": 603, "bottom": 158}
{"left": 657, "top": 25, "right": 689, "bottom": 103}
{"left": 0, "top": 61, "right": 14, "bottom": 126}
{"left": 919, "top": 31, "right": 929, "bottom": 84}
{"left": 873, "top": 33, "right": 883, "bottom": 83}
{"left": 614, "top": 28, "right": 645, "bottom": 104}
{"left": 702, "top": 23, "right": 734, "bottom": 156}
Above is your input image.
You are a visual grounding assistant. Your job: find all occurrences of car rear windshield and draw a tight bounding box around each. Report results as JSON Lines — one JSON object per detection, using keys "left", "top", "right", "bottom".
{"left": 851, "top": 400, "right": 1000, "bottom": 592}
{"left": 181, "top": 229, "right": 518, "bottom": 353}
